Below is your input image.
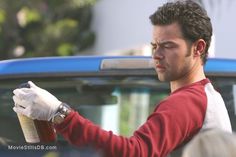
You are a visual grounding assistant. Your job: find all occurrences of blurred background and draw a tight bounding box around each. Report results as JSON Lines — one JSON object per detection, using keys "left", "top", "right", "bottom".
{"left": 0, "top": 0, "right": 235, "bottom": 60}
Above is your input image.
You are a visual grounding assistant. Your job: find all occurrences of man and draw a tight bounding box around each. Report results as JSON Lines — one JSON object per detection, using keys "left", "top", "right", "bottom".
{"left": 13, "top": 1, "right": 232, "bottom": 157}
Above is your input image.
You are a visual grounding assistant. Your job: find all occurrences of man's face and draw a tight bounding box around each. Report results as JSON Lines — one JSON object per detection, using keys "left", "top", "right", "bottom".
{"left": 151, "top": 22, "right": 195, "bottom": 82}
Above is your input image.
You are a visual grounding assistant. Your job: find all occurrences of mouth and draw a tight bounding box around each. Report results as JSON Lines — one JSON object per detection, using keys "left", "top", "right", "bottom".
{"left": 155, "top": 64, "right": 166, "bottom": 72}
{"left": 156, "top": 64, "right": 165, "bottom": 68}
{"left": 153, "top": 59, "right": 166, "bottom": 71}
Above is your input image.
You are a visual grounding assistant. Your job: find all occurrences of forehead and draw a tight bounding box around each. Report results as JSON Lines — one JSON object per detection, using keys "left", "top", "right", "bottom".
{"left": 152, "top": 22, "right": 184, "bottom": 42}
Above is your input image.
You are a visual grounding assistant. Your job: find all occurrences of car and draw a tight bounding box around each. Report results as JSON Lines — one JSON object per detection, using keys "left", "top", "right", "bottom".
{"left": 0, "top": 56, "right": 236, "bottom": 157}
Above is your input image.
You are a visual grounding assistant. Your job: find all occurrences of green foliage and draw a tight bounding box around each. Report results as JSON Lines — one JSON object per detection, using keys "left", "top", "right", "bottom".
{"left": 119, "top": 94, "right": 133, "bottom": 136}
{"left": 0, "top": 0, "right": 96, "bottom": 59}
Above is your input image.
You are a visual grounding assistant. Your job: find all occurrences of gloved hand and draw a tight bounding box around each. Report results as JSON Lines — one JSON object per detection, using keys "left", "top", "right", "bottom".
{"left": 13, "top": 81, "right": 61, "bottom": 121}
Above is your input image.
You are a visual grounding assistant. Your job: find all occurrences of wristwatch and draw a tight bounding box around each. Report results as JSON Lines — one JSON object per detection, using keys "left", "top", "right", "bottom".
{"left": 52, "top": 103, "right": 71, "bottom": 124}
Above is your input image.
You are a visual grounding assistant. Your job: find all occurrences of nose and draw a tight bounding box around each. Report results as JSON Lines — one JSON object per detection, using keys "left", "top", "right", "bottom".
{"left": 152, "top": 49, "right": 164, "bottom": 60}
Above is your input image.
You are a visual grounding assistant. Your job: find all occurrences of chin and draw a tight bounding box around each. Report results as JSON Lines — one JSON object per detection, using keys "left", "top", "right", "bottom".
{"left": 158, "top": 75, "right": 174, "bottom": 82}
{"left": 157, "top": 76, "right": 167, "bottom": 82}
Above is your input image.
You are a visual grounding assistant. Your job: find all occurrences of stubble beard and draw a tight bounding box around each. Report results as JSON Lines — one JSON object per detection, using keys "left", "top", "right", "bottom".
{"left": 157, "top": 50, "right": 192, "bottom": 82}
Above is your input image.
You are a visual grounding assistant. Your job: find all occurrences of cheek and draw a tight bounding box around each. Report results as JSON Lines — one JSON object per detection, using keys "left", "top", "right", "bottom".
{"left": 169, "top": 48, "right": 191, "bottom": 64}
{"left": 165, "top": 51, "right": 181, "bottom": 65}
{"left": 177, "top": 57, "right": 193, "bottom": 75}
{"left": 167, "top": 53, "right": 191, "bottom": 73}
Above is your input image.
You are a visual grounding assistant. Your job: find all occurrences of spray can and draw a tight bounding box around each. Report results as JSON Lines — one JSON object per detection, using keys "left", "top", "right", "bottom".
{"left": 15, "top": 83, "right": 56, "bottom": 143}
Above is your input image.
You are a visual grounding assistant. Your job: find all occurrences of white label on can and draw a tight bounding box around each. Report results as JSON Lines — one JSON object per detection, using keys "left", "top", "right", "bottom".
{"left": 17, "top": 114, "right": 40, "bottom": 143}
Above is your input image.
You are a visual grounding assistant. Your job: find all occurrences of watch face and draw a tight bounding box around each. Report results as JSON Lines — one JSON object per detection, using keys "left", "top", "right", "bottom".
{"left": 53, "top": 114, "right": 64, "bottom": 124}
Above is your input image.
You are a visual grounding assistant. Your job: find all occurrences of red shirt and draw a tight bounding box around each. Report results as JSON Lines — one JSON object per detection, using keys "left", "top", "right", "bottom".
{"left": 55, "top": 79, "right": 232, "bottom": 157}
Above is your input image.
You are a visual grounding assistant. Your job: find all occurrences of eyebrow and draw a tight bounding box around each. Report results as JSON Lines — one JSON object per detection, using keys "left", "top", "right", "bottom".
{"left": 151, "top": 40, "right": 176, "bottom": 46}
{"left": 150, "top": 42, "right": 156, "bottom": 46}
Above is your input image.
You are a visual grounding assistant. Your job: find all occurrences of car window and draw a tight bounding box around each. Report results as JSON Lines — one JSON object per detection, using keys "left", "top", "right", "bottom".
{"left": 0, "top": 76, "right": 168, "bottom": 142}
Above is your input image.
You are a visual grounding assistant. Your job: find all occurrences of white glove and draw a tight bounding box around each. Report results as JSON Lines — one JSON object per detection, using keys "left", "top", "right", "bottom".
{"left": 13, "top": 81, "right": 61, "bottom": 121}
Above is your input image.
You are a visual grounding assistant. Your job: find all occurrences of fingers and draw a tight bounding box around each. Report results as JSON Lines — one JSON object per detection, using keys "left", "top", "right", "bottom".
{"left": 13, "top": 95, "right": 32, "bottom": 108}
{"left": 13, "top": 88, "right": 36, "bottom": 101}
{"left": 13, "top": 106, "right": 26, "bottom": 115}
{"left": 13, "top": 88, "right": 35, "bottom": 108}
{"left": 13, "top": 106, "right": 35, "bottom": 119}
{"left": 28, "top": 81, "right": 37, "bottom": 88}
{"left": 12, "top": 81, "right": 40, "bottom": 120}
{"left": 13, "top": 88, "right": 32, "bottom": 98}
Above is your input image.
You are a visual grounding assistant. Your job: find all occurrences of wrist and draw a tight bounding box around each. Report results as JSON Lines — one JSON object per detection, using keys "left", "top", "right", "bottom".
{"left": 51, "top": 103, "right": 72, "bottom": 124}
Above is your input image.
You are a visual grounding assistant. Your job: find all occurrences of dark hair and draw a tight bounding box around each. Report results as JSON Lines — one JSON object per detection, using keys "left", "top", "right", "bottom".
{"left": 149, "top": 0, "right": 212, "bottom": 64}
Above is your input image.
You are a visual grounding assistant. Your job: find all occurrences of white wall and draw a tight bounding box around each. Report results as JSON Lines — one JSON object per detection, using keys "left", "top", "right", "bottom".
{"left": 91, "top": 0, "right": 236, "bottom": 58}
{"left": 91, "top": 0, "right": 166, "bottom": 54}
{"left": 206, "top": 1, "right": 236, "bottom": 58}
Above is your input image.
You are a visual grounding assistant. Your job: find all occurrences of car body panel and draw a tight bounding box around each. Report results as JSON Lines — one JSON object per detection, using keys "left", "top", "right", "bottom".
{"left": 1, "top": 56, "right": 236, "bottom": 78}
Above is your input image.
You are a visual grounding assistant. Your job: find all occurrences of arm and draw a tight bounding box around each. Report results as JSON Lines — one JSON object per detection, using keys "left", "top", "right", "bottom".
{"left": 55, "top": 93, "right": 206, "bottom": 157}
{"left": 13, "top": 81, "right": 206, "bottom": 157}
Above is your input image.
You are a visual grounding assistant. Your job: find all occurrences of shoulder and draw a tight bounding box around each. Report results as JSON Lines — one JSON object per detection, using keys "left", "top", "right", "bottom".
{"left": 153, "top": 81, "right": 209, "bottom": 119}
{"left": 162, "top": 85, "right": 207, "bottom": 109}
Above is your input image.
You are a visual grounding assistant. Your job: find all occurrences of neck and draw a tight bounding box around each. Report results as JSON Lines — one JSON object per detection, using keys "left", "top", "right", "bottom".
{"left": 170, "top": 63, "right": 206, "bottom": 93}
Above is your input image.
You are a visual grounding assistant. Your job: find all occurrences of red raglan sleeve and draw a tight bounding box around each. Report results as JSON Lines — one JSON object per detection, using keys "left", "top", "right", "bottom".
{"left": 55, "top": 89, "right": 207, "bottom": 157}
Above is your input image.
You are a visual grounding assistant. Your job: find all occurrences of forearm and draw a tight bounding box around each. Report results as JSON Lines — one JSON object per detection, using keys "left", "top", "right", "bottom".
{"left": 54, "top": 94, "right": 206, "bottom": 157}
{"left": 54, "top": 110, "right": 185, "bottom": 157}
{"left": 54, "top": 110, "right": 143, "bottom": 157}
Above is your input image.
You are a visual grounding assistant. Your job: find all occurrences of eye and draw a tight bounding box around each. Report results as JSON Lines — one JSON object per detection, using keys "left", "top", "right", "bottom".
{"left": 164, "top": 44, "right": 171, "bottom": 48}
{"left": 163, "top": 43, "right": 176, "bottom": 49}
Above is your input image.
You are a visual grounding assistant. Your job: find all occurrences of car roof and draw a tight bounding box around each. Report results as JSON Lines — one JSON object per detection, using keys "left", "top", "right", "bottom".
{"left": 0, "top": 56, "right": 236, "bottom": 78}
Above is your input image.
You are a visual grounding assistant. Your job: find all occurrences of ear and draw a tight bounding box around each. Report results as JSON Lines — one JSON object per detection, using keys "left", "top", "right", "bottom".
{"left": 193, "top": 39, "right": 206, "bottom": 57}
